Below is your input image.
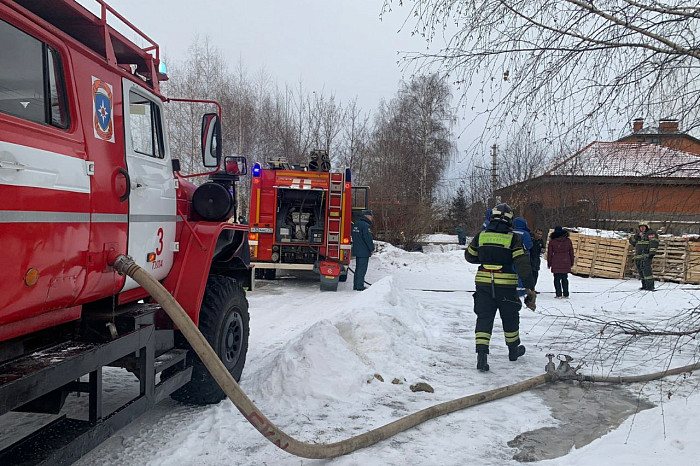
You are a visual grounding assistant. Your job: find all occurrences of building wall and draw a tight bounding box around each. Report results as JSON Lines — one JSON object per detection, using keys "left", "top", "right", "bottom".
{"left": 499, "top": 180, "right": 700, "bottom": 234}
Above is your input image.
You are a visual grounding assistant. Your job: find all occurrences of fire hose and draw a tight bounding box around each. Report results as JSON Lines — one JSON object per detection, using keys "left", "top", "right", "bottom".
{"left": 112, "top": 254, "right": 700, "bottom": 459}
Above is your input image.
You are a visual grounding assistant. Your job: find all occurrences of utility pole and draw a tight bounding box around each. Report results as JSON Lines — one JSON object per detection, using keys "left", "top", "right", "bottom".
{"left": 489, "top": 144, "right": 498, "bottom": 206}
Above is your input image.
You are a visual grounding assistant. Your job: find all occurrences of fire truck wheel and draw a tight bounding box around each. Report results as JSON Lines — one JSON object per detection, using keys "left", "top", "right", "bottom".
{"left": 170, "top": 275, "right": 249, "bottom": 405}
{"left": 339, "top": 271, "right": 348, "bottom": 282}
{"left": 263, "top": 269, "right": 276, "bottom": 280}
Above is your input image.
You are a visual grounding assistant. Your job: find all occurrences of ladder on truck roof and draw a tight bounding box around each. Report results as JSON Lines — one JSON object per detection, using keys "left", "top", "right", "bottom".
{"left": 10, "top": 0, "right": 168, "bottom": 95}
{"left": 325, "top": 172, "right": 344, "bottom": 260}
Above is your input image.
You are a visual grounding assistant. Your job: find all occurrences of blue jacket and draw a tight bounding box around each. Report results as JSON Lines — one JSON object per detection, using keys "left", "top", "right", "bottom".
{"left": 481, "top": 209, "right": 493, "bottom": 231}
{"left": 513, "top": 217, "right": 532, "bottom": 251}
{"left": 351, "top": 216, "right": 375, "bottom": 258}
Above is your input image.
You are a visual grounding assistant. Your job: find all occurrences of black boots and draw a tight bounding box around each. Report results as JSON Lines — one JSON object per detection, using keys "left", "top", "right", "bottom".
{"left": 509, "top": 345, "right": 526, "bottom": 361}
{"left": 476, "top": 348, "right": 489, "bottom": 372}
{"left": 477, "top": 346, "right": 525, "bottom": 371}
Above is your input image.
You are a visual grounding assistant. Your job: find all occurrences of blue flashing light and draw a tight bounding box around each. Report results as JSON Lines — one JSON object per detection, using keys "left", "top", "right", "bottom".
{"left": 345, "top": 168, "right": 351, "bottom": 183}
{"left": 252, "top": 162, "right": 262, "bottom": 177}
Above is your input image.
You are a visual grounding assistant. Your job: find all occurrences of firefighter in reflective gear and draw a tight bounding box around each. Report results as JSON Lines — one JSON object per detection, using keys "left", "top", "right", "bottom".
{"left": 465, "top": 203, "right": 536, "bottom": 372}
{"left": 629, "top": 220, "right": 659, "bottom": 290}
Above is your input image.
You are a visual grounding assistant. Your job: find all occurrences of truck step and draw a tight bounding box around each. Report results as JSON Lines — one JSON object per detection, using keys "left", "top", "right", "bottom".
{"left": 153, "top": 348, "right": 188, "bottom": 374}
{"left": 0, "top": 326, "right": 153, "bottom": 416}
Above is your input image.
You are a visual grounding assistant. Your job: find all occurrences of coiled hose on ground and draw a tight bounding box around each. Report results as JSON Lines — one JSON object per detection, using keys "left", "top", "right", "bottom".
{"left": 112, "top": 255, "right": 700, "bottom": 459}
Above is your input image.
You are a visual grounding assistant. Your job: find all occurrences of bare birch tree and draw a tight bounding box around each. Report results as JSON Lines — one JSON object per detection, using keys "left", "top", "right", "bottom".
{"left": 383, "top": 0, "right": 700, "bottom": 143}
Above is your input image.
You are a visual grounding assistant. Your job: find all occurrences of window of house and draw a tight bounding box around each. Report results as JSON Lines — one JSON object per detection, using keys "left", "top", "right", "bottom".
{"left": 0, "top": 19, "right": 69, "bottom": 128}
{"left": 128, "top": 90, "right": 164, "bottom": 158}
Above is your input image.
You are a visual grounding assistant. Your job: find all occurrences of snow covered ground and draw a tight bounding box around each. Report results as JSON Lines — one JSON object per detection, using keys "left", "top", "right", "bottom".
{"left": 77, "top": 238, "right": 700, "bottom": 466}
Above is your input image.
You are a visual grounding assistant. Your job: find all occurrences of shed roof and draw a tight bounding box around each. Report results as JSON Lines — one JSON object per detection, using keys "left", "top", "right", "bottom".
{"left": 545, "top": 142, "right": 700, "bottom": 178}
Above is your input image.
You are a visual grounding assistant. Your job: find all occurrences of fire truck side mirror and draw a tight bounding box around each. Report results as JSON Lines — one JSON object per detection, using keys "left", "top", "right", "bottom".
{"left": 225, "top": 156, "right": 247, "bottom": 175}
{"left": 201, "top": 113, "right": 222, "bottom": 168}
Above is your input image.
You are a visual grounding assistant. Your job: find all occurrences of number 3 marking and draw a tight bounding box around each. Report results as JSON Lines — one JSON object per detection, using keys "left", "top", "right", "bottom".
{"left": 156, "top": 227, "right": 164, "bottom": 255}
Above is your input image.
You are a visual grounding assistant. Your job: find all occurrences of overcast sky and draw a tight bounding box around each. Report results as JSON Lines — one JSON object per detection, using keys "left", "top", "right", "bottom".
{"left": 107, "top": 0, "right": 439, "bottom": 121}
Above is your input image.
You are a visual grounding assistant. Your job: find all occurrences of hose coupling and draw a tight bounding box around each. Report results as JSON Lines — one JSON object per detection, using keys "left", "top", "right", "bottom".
{"left": 111, "top": 254, "right": 136, "bottom": 276}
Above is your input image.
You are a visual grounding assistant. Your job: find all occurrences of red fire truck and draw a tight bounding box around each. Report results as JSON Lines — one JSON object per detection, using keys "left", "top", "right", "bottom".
{"left": 248, "top": 153, "right": 366, "bottom": 291}
{"left": 0, "top": 1, "right": 251, "bottom": 463}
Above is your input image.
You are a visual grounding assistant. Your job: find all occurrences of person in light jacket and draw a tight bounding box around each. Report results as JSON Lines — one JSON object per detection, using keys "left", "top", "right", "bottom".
{"left": 546, "top": 226, "right": 574, "bottom": 298}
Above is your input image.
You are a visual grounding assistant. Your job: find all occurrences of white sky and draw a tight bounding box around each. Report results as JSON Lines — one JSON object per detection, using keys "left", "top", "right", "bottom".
{"left": 109, "top": 0, "right": 437, "bottom": 119}
{"left": 87, "top": 0, "right": 477, "bottom": 180}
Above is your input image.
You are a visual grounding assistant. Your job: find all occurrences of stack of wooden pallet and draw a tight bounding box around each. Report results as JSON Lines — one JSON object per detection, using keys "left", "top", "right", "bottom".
{"left": 545, "top": 231, "right": 700, "bottom": 284}
{"left": 686, "top": 240, "right": 700, "bottom": 284}
{"left": 568, "top": 232, "right": 629, "bottom": 279}
{"left": 650, "top": 237, "right": 687, "bottom": 283}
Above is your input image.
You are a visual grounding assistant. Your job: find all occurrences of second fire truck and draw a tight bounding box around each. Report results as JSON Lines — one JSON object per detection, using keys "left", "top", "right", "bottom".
{"left": 248, "top": 151, "right": 367, "bottom": 291}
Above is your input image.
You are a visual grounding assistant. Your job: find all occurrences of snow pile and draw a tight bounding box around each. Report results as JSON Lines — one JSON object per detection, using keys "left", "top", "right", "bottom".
{"left": 420, "top": 233, "right": 457, "bottom": 243}
{"left": 573, "top": 227, "right": 627, "bottom": 239}
{"left": 75, "top": 239, "right": 700, "bottom": 466}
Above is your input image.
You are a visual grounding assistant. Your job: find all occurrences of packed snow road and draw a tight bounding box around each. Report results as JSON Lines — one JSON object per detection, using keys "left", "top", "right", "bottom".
{"left": 77, "top": 241, "right": 700, "bottom": 465}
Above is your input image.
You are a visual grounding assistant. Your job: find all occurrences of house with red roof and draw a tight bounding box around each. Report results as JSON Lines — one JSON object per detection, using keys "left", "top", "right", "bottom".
{"left": 495, "top": 131, "right": 700, "bottom": 234}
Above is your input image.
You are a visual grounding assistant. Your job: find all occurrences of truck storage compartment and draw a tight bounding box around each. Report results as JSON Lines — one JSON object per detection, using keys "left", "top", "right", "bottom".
{"left": 275, "top": 188, "right": 326, "bottom": 244}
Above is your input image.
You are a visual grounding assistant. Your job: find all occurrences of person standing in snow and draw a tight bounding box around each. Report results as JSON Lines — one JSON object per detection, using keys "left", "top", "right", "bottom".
{"left": 530, "top": 228, "right": 545, "bottom": 291}
{"left": 465, "top": 203, "right": 537, "bottom": 372}
{"left": 512, "top": 217, "right": 533, "bottom": 296}
{"left": 546, "top": 226, "right": 575, "bottom": 298}
{"left": 456, "top": 224, "right": 467, "bottom": 245}
{"left": 629, "top": 220, "right": 659, "bottom": 291}
{"left": 351, "top": 210, "right": 375, "bottom": 291}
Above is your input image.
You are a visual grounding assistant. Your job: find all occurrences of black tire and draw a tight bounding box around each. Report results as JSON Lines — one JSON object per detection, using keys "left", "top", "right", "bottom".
{"left": 339, "top": 271, "right": 348, "bottom": 282}
{"left": 170, "top": 275, "right": 249, "bottom": 405}
{"left": 263, "top": 269, "right": 276, "bottom": 280}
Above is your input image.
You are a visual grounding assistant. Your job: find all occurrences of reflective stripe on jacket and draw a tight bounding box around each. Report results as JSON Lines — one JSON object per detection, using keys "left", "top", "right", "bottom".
{"left": 465, "top": 227, "right": 534, "bottom": 289}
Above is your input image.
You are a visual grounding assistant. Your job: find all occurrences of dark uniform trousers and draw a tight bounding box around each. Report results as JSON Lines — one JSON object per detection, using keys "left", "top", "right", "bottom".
{"left": 354, "top": 256, "right": 369, "bottom": 290}
{"left": 473, "top": 285, "right": 521, "bottom": 353}
{"left": 634, "top": 257, "right": 654, "bottom": 290}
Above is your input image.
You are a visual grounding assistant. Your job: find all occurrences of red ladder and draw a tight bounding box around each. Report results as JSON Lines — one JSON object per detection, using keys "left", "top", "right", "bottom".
{"left": 325, "top": 172, "right": 344, "bottom": 259}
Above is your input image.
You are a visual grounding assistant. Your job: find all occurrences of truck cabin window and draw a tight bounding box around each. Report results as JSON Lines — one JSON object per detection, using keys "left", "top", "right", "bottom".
{"left": 129, "top": 91, "right": 164, "bottom": 159}
{"left": 0, "top": 19, "right": 69, "bottom": 128}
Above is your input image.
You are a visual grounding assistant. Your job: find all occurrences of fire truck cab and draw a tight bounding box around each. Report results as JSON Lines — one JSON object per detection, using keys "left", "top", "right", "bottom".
{"left": 0, "top": 1, "right": 251, "bottom": 463}
{"left": 248, "top": 152, "right": 355, "bottom": 291}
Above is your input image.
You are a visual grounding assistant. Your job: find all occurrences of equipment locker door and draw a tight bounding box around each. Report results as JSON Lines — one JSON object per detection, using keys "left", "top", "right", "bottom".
{"left": 121, "top": 79, "right": 176, "bottom": 290}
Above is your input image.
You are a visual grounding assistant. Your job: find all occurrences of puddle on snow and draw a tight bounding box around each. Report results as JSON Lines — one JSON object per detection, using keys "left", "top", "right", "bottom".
{"left": 508, "top": 382, "right": 655, "bottom": 462}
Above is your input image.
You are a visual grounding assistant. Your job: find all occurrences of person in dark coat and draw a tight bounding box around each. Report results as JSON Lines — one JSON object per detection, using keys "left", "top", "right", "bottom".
{"left": 546, "top": 226, "right": 575, "bottom": 298}
{"left": 465, "top": 203, "right": 536, "bottom": 372}
{"left": 629, "top": 220, "right": 659, "bottom": 290}
{"left": 456, "top": 224, "right": 467, "bottom": 245}
{"left": 351, "top": 210, "right": 375, "bottom": 291}
{"left": 530, "top": 228, "right": 545, "bottom": 291}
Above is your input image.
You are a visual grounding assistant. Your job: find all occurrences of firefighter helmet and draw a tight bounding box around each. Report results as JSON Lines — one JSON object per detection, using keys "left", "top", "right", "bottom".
{"left": 489, "top": 203, "right": 514, "bottom": 226}
{"left": 638, "top": 220, "right": 650, "bottom": 229}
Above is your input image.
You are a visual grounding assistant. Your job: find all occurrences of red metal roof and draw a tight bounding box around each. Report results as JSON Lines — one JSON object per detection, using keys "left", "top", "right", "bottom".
{"left": 546, "top": 142, "right": 700, "bottom": 178}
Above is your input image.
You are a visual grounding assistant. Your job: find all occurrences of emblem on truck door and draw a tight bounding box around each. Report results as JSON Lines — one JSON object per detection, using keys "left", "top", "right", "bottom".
{"left": 92, "top": 77, "right": 115, "bottom": 143}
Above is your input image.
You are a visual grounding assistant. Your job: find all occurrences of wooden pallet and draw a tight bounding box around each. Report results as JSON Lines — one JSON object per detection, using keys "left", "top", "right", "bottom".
{"left": 545, "top": 231, "right": 630, "bottom": 279}
{"left": 546, "top": 231, "right": 700, "bottom": 284}
{"left": 686, "top": 241, "right": 700, "bottom": 284}
{"left": 651, "top": 239, "right": 687, "bottom": 283}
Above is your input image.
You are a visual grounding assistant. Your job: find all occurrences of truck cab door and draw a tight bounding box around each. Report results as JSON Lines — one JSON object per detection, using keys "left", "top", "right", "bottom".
{"left": 121, "top": 79, "right": 176, "bottom": 290}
